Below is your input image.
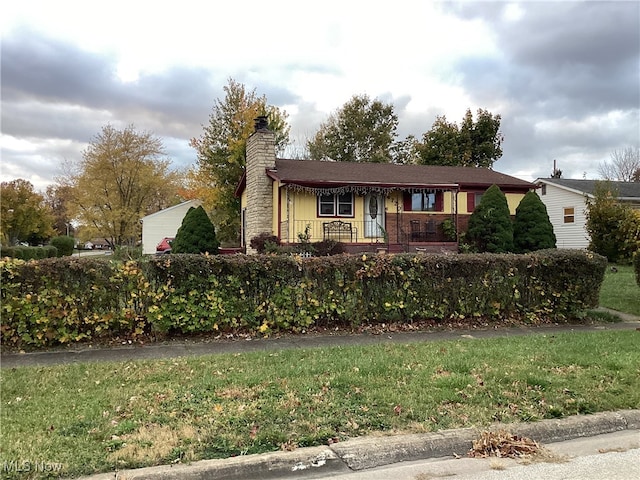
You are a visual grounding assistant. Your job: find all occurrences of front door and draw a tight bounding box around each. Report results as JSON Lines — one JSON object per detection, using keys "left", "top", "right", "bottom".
{"left": 364, "top": 193, "right": 385, "bottom": 238}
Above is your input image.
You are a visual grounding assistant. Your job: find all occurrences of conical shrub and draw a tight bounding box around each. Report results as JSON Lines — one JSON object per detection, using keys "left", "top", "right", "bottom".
{"left": 171, "top": 206, "right": 220, "bottom": 254}
{"left": 513, "top": 191, "right": 556, "bottom": 253}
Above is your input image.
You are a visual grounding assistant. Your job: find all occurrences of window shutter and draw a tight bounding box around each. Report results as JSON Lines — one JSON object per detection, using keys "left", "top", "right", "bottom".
{"left": 435, "top": 192, "right": 444, "bottom": 212}
{"left": 403, "top": 192, "right": 412, "bottom": 211}
{"left": 467, "top": 192, "right": 475, "bottom": 212}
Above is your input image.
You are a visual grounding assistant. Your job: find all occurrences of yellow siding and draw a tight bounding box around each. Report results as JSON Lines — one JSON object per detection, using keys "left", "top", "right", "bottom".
{"left": 458, "top": 192, "right": 469, "bottom": 214}
{"left": 385, "top": 192, "right": 402, "bottom": 213}
{"left": 505, "top": 193, "right": 524, "bottom": 214}
{"left": 278, "top": 189, "right": 375, "bottom": 242}
{"left": 271, "top": 182, "right": 279, "bottom": 235}
{"left": 275, "top": 187, "right": 528, "bottom": 243}
{"left": 457, "top": 191, "right": 525, "bottom": 215}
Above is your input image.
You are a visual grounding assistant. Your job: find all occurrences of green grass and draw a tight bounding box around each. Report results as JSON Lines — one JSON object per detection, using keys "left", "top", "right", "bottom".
{"left": 598, "top": 265, "right": 640, "bottom": 316}
{"left": 2, "top": 331, "right": 639, "bottom": 479}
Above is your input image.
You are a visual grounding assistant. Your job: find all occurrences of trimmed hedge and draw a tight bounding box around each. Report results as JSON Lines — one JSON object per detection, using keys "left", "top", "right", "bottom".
{"left": 50, "top": 236, "right": 75, "bottom": 256}
{"left": 1, "top": 250, "right": 607, "bottom": 348}
{"left": 0, "top": 245, "right": 58, "bottom": 259}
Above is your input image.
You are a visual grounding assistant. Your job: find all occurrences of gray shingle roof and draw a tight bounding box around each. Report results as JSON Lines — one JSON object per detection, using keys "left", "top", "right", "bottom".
{"left": 539, "top": 178, "right": 640, "bottom": 199}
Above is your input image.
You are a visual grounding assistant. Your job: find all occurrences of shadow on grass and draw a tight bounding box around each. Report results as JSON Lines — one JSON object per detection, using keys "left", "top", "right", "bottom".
{"left": 587, "top": 309, "right": 623, "bottom": 323}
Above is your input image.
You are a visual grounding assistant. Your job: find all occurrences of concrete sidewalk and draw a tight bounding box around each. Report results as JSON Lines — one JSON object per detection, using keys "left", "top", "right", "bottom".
{"left": 2, "top": 312, "right": 639, "bottom": 369}
{"left": 77, "top": 410, "right": 640, "bottom": 480}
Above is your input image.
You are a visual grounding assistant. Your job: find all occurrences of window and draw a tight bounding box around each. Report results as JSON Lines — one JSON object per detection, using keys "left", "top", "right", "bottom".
{"left": 405, "top": 191, "right": 443, "bottom": 212}
{"left": 466, "top": 192, "right": 484, "bottom": 212}
{"left": 411, "top": 192, "right": 437, "bottom": 211}
{"left": 541, "top": 184, "right": 547, "bottom": 196}
{"left": 318, "top": 193, "right": 354, "bottom": 217}
{"left": 563, "top": 207, "right": 575, "bottom": 223}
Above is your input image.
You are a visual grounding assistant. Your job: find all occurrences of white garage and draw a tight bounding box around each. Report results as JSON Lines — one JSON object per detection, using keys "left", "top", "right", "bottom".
{"left": 140, "top": 199, "right": 201, "bottom": 255}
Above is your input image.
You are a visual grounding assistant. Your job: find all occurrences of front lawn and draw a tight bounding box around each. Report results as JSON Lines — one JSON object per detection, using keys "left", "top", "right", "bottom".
{"left": 598, "top": 264, "right": 640, "bottom": 316}
{"left": 1, "top": 330, "right": 639, "bottom": 479}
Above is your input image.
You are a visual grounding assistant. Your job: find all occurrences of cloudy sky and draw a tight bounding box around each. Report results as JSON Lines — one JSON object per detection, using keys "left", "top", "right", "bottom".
{"left": 2, "top": 0, "right": 639, "bottom": 192}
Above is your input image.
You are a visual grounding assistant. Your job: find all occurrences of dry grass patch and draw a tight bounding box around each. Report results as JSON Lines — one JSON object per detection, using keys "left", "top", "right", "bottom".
{"left": 217, "top": 385, "right": 262, "bottom": 401}
{"left": 108, "top": 424, "right": 200, "bottom": 465}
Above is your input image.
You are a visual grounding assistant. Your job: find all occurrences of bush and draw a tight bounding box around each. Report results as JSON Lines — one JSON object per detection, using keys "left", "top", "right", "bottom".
{"left": 250, "top": 232, "right": 280, "bottom": 254}
{"left": 112, "top": 246, "right": 143, "bottom": 260}
{"left": 1, "top": 250, "right": 607, "bottom": 348}
{"left": 466, "top": 184, "right": 514, "bottom": 253}
{"left": 312, "top": 240, "right": 346, "bottom": 256}
{"left": 586, "top": 181, "right": 640, "bottom": 263}
{"left": 513, "top": 191, "right": 556, "bottom": 253}
{"left": 0, "top": 245, "right": 57, "bottom": 259}
{"left": 171, "top": 206, "right": 219, "bottom": 254}
{"left": 50, "top": 236, "right": 75, "bottom": 256}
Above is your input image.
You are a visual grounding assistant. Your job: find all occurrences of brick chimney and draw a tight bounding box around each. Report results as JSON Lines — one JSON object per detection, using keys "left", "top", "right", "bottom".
{"left": 245, "top": 116, "right": 276, "bottom": 253}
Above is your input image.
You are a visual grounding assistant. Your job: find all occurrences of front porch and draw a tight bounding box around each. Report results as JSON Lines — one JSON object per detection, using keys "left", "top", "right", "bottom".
{"left": 279, "top": 216, "right": 459, "bottom": 254}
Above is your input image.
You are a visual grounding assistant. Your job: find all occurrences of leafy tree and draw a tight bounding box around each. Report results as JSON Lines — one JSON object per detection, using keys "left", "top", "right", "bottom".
{"left": 0, "top": 179, "right": 54, "bottom": 245}
{"left": 307, "top": 94, "right": 398, "bottom": 163}
{"left": 190, "top": 78, "right": 290, "bottom": 244}
{"left": 598, "top": 147, "right": 640, "bottom": 182}
{"left": 390, "top": 134, "right": 420, "bottom": 165}
{"left": 416, "top": 108, "right": 503, "bottom": 168}
{"left": 466, "top": 184, "right": 514, "bottom": 253}
{"left": 44, "top": 184, "right": 75, "bottom": 237}
{"left": 171, "top": 206, "right": 219, "bottom": 254}
{"left": 68, "top": 124, "right": 182, "bottom": 248}
{"left": 586, "top": 181, "right": 640, "bottom": 263}
{"left": 513, "top": 191, "right": 556, "bottom": 253}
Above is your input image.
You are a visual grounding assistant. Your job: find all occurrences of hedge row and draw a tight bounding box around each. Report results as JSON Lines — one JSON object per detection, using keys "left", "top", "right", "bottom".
{"left": 0, "top": 245, "right": 58, "bottom": 260}
{"left": 0, "top": 250, "right": 607, "bottom": 348}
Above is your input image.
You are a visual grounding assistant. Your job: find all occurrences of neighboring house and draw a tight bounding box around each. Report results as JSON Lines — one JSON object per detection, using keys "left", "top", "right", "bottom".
{"left": 84, "top": 239, "right": 110, "bottom": 250}
{"left": 140, "top": 200, "right": 202, "bottom": 255}
{"left": 534, "top": 178, "right": 640, "bottom": 249}
{"left": 236, "top": 117, "right": 535, "bottom": 254}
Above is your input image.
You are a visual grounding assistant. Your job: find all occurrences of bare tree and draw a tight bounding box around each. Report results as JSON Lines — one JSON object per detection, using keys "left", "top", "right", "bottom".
{"left": 599, "top": 147, "right": 640, "bottom": 182}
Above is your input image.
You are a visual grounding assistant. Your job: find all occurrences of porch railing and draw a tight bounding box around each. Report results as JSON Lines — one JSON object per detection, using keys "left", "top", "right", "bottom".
{"left": 279, "top": 220, "right": 386, "bottom": 244}
{"left": 279, "top": 218, "right": 454, "bottom": 245}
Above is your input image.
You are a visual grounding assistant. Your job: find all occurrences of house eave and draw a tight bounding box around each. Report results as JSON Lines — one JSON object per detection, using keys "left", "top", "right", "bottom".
{"left": 280, "top": 180, "right": 459, "bottom": 195}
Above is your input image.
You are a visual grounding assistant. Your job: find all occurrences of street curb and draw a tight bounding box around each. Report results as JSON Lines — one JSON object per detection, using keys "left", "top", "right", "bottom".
{"left": 78, "top": 446, "right": 349, "bottom": 479}
{"left": 75, "top": 409, "right": 640, "bottom": 479}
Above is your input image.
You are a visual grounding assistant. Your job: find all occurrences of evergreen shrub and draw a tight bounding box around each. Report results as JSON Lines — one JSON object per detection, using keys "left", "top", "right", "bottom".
{"left": 466, "top": 184, "right": 514, "bottom": 253}
{"left": 513, "top": 191, "right": 556, "bottom": 253}
{"left": 171, "top": 206, "right": 219, "bottom": 254}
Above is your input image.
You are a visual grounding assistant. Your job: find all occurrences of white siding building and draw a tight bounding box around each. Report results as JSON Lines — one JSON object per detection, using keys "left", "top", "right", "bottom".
{"left": 140, "top": 200, "right": 201, "bottom": 254}
{"left": 534, "top": 178, "right": 640, "bottom": 250}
